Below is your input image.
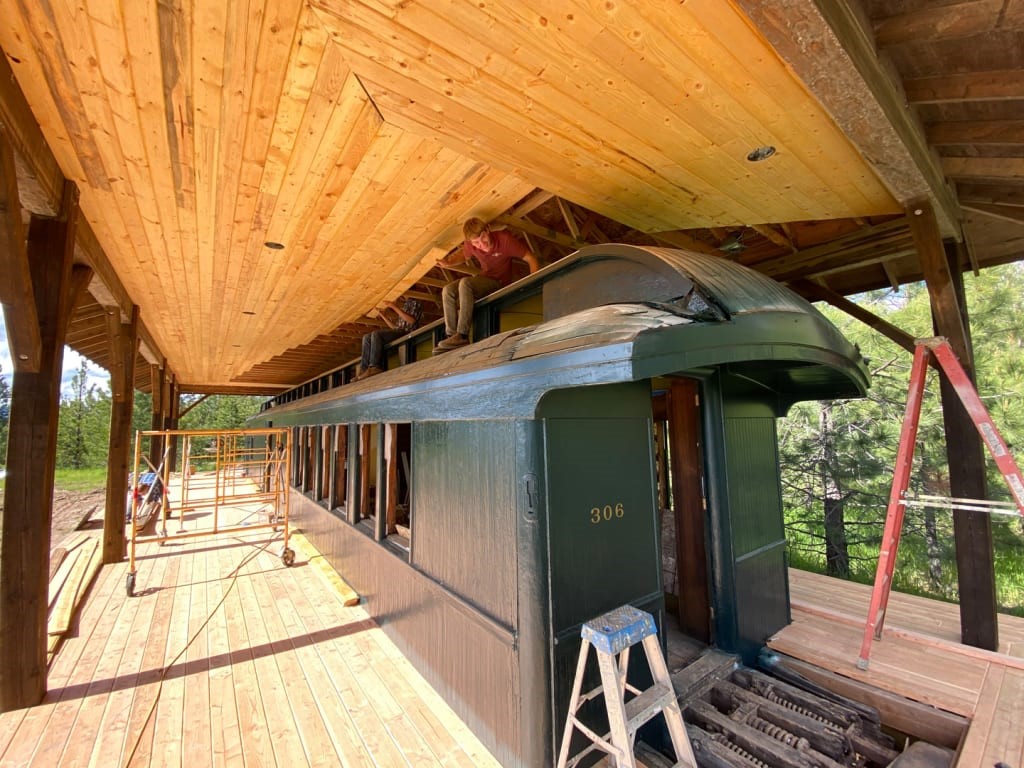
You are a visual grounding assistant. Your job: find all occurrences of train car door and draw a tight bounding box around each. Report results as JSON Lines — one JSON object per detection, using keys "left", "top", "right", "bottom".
{"left": 537, "top": 382, "right": 663, "bottom": 759}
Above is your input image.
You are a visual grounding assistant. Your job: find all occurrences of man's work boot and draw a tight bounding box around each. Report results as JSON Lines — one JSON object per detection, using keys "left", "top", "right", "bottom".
{"left": 435, "top": 333, "right": 469, "bottom": 352}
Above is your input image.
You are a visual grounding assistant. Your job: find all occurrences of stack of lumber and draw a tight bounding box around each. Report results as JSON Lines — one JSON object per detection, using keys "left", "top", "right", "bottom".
{"left": 47, "top": 532, "right": 103, "bottom": 665}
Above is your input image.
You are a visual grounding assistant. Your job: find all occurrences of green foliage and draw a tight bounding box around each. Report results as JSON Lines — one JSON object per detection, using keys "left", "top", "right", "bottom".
{"left": 780, "top": 263, "right": 1024, "bottom": 616}
{"left": 56, "top": 361, "right": 110, "bottom": 469}
{"left": 178, "top": 395, "right": 265, "bottom": 431}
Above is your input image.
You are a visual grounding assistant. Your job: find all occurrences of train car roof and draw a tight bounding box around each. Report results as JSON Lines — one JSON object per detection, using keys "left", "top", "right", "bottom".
{"left": 262, "top": 246, "right": 869, "bottom": 424}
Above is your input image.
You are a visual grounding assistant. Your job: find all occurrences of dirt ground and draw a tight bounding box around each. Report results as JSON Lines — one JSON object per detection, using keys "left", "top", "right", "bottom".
{"left": 51, "top": 488, "right": 107, "bottom": 546}
{"left": 0, "top": 488, "right": 107, "bottom": 555}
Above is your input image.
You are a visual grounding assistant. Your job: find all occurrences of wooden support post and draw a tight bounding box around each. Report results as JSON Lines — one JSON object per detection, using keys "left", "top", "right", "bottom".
{"left": 166, "top": 379, "right": 180, "bottom": 473}
{"left": 0, "top": 183, "right": 84, "bottom": 712}
{"left": 667, "top": 378, "right": 710, "bottom": 643}
{"left": 909, "top": 200, "right": 997, "bottom": 651}
{"left": 148, "top": 362, "right": 165, "bottom": 470}
{"left": 103, "top": 306, "right": 139, "bottom": 564}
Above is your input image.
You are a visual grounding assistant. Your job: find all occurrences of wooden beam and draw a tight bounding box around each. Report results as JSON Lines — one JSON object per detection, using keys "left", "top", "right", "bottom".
{"left": 735, "top": 0, "right": 960, "bottom": 237}
{"left": 792, "top": 279, "right": 917, "bottom": 354}
{"left": 0, "top": 49, "right": 62, "bottom": 216}
{"left": 910, "top": 199, "right": 997, "bottom": 652}
{"left": 961, "top": 203, "right": 1024, "bottom": 226}
{"left": 555, "top": 197, "right": 581, "bottom": 240}
{"left": 957, "top": 182, "right": 1024, "bottom": 208}
{"left": 103, "top": 306, "right": 138, "bottom": 564}
{"left": 768, "top": 654, "right": 967, "bottom": 749}
{"left": 0, "top": 54, "right": 169, "bottom": 382}
{"left": 872, "top": 0, "right": 1011, "bottom": 47}
{"left": 508, "top": 189, "right": 553, "bottom": 219}
{"left": 904, "top": 69, "right": 1024, "bottom": 104}
{"left": 0, "top": 124, "right": 40, "bottom": 372}
{"left": 942, "top": 157, "right": 1024, "bottom": 181}
{"left": 495, "top": 214, "right": 586, "bottom": 250}
{"left": 647, "top": 229, "right": 718, "bottom": 255}
{"left": 751, "top": 223, "right": 795, "bottom": 252}
{"left": 927, "top": 120, "right": 1024, "bottom": 146}
{"left": 0, "top": 182, "right": 82, "bottom": 712}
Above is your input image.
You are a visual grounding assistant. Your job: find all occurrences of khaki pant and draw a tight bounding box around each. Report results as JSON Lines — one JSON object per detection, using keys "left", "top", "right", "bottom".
{"left": 442, "top": 275, "right": 500, "bottom": 336}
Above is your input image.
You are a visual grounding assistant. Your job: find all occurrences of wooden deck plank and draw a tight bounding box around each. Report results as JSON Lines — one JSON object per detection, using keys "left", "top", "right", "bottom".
{"left": 247, "top": 540, "right": 338, "bottom": 765}
{"left": 363, "top": 621, "right": 503, "bottom": 768}
{"left": 150, "top": 545, "right": 193, "bottom": 767}
{"left": 960, "top": 665, "right": 1024, "bottom": 768}
{"left": 0, "top": 559, "right": 118, "bottom": 765}
{"left": 87, "top": 540, "right": 172, "bottom": 767}
{"left": 122, "top": 553, "right": 183, "bottom": 767}
{"left": 260, "top": 565, "right": 378, "bottom": 768}
{"left": 769, "top": 607, "right": 985, "bottom": 716}
{"left": 207, "top": 532, "right": 245, "bottom": 768}
{"left": 278, "top": 557, "right": 412, "bottom": 768}
{"left": 183, "top": 538, "right": 214, "bottom": 768}
{"left": 233, "top": 542, "right": 310, "bottom": 767}
{"left": 52, "top": 559, "right": 144, "bottom": 767}
{"left": 219, "top": 537, "right": 279, "bottom": 768}
{"left": 32, "top": 549, "right": 138, "bottom": 768}
{"left": 777, "top": 569, "right": 1024, "bottom": 767}
{"left": 789, "top": 568, "right": 1024, "bottom": 652}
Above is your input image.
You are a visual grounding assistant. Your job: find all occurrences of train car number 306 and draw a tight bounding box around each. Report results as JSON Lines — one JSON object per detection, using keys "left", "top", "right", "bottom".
{"left": 589, "top": 503, "right": 625, "bottom": 524}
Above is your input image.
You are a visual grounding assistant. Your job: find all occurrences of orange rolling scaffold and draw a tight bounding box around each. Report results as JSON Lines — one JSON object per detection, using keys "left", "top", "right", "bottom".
{"left": 125, "top": 427, "right": 292, "bottom": 597}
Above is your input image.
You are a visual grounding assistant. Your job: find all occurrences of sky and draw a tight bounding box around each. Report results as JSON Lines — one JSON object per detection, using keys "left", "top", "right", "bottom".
{"left": 0, "top": 312, "right": 111, "bottom": 397}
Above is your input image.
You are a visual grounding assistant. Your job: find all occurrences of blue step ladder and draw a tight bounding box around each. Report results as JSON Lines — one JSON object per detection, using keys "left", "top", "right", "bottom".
{"left": 556, "top": 605, "right": 697, "bottom": 768}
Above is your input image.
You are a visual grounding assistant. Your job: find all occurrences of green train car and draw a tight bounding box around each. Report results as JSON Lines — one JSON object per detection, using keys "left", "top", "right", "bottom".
{"left": 249, "top": 244, "right": 869, "bottom": 767}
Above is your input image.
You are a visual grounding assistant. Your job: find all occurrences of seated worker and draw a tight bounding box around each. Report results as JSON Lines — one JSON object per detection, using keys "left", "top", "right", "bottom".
{"left": 356, "top": 297, "right": 423, "bottom": 379}
{"left": 434, "top": 217, "right": 539, "bottom": 351}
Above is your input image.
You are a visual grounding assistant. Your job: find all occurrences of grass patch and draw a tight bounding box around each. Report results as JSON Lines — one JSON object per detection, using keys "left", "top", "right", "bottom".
{"left": 54, "top": 468, "right": 107, "bottom": 492}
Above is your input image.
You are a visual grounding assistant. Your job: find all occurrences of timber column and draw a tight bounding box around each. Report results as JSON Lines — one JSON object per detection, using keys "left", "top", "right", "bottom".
{"left": 103, "top": 307, "right": 138, "bottom": 564}
{"left": 910, "top": 200, "right": 997, "bottom": 651}
{"left": 0, "top": 181, "right": 87, "bottom": 711}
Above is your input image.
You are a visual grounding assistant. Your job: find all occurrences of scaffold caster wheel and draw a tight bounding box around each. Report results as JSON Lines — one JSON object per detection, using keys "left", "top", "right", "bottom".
{"left": 126, "top": 572, "right": 136, "bottom": 597}
{"left": 281, "top": 548, "right": 295, "bottom": 567}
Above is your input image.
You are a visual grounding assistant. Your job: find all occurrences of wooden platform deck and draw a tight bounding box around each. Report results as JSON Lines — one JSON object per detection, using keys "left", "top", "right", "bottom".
{"left": 0, "top": 480, "right": 502, "bottom": 768}
{"left": 6, "top": 473, "right": 1023, "bottom": 768}
{"left": 770, "top": 569, "right": 1024, "bottom": 768}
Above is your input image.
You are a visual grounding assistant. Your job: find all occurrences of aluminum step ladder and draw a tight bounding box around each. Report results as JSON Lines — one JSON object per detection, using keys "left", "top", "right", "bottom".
{"left": 556, "top": 605, "right": 697, "bottom": 768}
{"left": 857, "top": 337, "right": 1024, "bottom": 669}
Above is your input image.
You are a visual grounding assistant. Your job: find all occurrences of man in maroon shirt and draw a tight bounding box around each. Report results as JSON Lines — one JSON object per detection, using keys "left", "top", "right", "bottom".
{"left": 434, "top": 218, "right": 539, "bottom": 351}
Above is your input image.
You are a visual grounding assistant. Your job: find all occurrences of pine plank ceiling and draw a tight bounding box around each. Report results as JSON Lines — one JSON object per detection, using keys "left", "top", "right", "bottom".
{"left": 1, "top": 0, "right": 1021, "bottom": 393}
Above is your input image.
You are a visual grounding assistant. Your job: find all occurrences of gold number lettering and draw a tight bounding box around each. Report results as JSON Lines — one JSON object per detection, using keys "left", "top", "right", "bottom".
{"left": 589, "top": 503, "right": 626, "bottom": 524}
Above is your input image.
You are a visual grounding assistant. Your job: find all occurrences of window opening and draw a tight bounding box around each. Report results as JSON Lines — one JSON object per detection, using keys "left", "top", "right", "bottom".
{"left": 330, "top": 424, "right": 349, "bottom": 515}
{"left": 382, "top": 423, "right": 412, "bottom": 557}
{"left": 355, "top": 423, "right": 378, "bottom": 533}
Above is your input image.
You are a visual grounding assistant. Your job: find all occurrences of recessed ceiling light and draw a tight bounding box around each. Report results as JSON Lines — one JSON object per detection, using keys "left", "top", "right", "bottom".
{"left": 264, "top": 241, "right": 285, "bottom": 250}
{"left": 746, "top": 145, "right": 776, "bottom": 162}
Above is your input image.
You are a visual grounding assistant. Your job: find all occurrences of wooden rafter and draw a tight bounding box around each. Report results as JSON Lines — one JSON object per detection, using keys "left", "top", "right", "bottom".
{"left": 961, "top": 203, "right": 1024, "bottom": 226}
{"left": 872, "top": 0, "right": 1012, "bottom": 47}
{"left": 904, "top": 69, "right": 1024, "bottom": 104}
{"left": 927, "top": 120, "right": 1024, "bottom": 146}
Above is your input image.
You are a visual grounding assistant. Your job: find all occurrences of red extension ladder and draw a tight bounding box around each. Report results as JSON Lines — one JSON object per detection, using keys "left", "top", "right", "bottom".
{"left": 857, "top": 337, "right": 1024, "bottom": 670}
